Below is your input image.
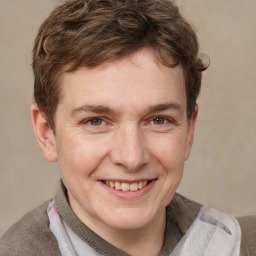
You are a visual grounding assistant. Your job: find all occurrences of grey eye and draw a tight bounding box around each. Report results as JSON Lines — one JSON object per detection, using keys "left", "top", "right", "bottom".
{"left": 152, "top": 117, "right": 166, "bottom": 125}
{"left": 89, "top": 118, "right": 103, "bottom": 126}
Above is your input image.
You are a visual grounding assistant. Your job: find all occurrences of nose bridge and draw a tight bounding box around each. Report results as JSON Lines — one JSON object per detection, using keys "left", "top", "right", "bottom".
{"left": 110, "top": 122, "right": 149, "bottom": 170}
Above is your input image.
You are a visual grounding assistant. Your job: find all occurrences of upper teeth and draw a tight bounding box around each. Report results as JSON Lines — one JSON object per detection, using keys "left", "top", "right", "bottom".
{"left": 105, "top": 181, "right": 148, "bottom": 191}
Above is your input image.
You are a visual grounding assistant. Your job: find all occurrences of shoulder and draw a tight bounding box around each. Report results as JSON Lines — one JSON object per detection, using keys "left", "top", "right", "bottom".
{"left": 237, "top": 215, "right": 256, "bottom": 256}
{"left": 0, "top": 201, "right": 61, "bottom": 256}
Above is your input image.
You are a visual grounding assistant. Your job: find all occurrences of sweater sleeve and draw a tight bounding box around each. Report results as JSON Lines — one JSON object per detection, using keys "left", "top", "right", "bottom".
{"left": 238, "top": 215, "right": 256, "bottom": 256}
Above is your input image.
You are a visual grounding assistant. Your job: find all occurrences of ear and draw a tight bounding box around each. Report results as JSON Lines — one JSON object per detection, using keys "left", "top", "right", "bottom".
{"left": 184, "top": 105, "right": 198, "bottom": 160}
{"left": 31, "top": 103, "right": 57, "bottom": 162}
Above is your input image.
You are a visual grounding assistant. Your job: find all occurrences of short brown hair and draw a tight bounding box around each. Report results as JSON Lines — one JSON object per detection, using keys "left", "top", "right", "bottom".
{"left": 33, "top": 0, "right": 207, "bottom": 129}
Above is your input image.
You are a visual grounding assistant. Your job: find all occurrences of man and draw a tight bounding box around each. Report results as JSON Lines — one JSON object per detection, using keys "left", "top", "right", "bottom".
{"left": 0, "top": 0, "right": 255, "bottom": 255}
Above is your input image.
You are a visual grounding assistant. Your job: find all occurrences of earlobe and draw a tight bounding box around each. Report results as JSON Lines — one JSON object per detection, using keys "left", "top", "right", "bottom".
{"left": 31, "top": 103, "right": 57, "bottom": 162}
{"left": 184, "top": 106, "right": 198, "bottom": 160}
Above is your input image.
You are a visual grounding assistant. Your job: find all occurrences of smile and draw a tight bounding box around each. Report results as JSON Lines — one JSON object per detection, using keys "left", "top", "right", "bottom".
{"left": 103, "top": 180, "right": 148, "bottom": 192}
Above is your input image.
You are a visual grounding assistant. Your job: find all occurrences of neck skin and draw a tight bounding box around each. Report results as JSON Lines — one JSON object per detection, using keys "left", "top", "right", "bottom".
{"left": 69, "top": 193, "right": 166, "bottom": 256}
{"left": 104, "top": 210, "right": 166, "bottom": 256}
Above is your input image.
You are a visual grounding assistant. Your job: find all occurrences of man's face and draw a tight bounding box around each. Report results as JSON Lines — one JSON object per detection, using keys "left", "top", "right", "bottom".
{"left": 45, "top": 49, "right": 196, "bottom": 233}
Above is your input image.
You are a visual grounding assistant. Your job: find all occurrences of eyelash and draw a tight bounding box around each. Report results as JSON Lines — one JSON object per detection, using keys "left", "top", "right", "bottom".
{"left": 83, "top": 117, "right": 106, "bottom": 126}
{"left": 150, "top": 116, "right": 172, "bottom": 125}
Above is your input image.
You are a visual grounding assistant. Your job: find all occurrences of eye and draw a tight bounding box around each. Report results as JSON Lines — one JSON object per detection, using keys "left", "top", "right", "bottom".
{"left": 87, "top": 118, "right": 105, "bottom": 126}
{"left": 151, "top": 117, "right": 169, "bottom": 125}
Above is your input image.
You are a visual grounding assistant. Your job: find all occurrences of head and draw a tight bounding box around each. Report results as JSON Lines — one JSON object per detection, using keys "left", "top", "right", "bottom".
{"left": 31, "top": 0, "right": 207, "bottom": 248}
{"left": 33, "top": 0, "right": 206, "bottom": 131}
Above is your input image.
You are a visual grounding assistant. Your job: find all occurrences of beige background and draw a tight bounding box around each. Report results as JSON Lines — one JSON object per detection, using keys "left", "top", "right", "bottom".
{"left": 0, "top": 0, "right": 255, "bottom": 235}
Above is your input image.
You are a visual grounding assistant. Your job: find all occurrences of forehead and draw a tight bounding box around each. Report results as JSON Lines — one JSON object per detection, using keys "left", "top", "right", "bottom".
{"left": 58, "top": 49, "right": 186, "bottom": 113}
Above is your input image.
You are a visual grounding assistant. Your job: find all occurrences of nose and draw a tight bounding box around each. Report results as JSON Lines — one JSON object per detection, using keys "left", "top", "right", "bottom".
{"left": 110, "top": 124, "right": 150, "bottom": 171}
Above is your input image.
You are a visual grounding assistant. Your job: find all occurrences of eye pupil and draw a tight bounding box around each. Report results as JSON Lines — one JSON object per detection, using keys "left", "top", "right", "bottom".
{"left": 153, "top": 117, "right": 165, "bottom": 125}
{"left": 90, "top": 118, "right": 102, "bottom": 126}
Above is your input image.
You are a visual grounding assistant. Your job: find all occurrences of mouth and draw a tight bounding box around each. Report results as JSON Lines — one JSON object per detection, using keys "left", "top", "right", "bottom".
{"left": 102, "top": 180, "right": 151, "bottom": 192}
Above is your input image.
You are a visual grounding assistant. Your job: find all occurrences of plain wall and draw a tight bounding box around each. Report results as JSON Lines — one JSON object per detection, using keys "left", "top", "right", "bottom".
{"left": 0, "top": 0, "right": 255, "bottom": 235}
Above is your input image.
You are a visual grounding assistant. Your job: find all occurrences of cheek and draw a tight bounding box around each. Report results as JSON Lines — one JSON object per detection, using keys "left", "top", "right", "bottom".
{"left": 56, "top": 134, "right": 110, "bottom": 178}
{"left": 149, "top": 133, "right": 187, "bottom": 167}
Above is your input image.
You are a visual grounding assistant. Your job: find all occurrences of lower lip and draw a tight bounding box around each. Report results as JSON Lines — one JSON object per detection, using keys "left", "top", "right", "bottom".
{"left": 100, "top": 180, "right": 157, "bottom": 200}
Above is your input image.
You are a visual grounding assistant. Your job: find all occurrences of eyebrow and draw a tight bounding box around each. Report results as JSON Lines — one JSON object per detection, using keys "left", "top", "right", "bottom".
{"left": 71, "top": 102, "right": 183, "bottom": 117}
{"left": 145, "top": 103, "right": 183, "bottom": 114}
{"left": 71, "top": 105, "right": 115, "bottom": 116}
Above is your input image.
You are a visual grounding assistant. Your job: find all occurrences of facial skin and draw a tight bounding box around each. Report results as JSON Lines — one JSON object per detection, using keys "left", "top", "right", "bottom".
{"left": 32, "top": 49, "right": 197, "bottom": 255}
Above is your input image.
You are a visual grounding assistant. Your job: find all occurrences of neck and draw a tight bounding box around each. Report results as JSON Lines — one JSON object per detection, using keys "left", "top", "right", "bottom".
{"left": 100, "top": 210, "right": 166, "bottom": 256}
{"left": 95, "top": 210, "right": 166, "bottom": 256}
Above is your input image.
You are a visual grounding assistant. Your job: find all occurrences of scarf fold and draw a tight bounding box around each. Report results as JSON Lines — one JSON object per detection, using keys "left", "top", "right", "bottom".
{"left": 171, "top": 206, "right": 241, "bottom": 256}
